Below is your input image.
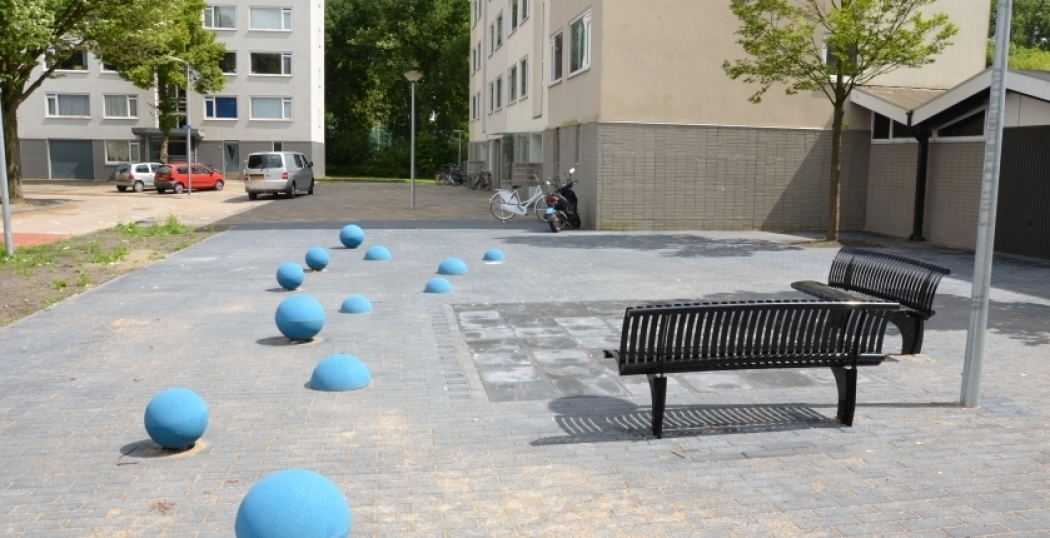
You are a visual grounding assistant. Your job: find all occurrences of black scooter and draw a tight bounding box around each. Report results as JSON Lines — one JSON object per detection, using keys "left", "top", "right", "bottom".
{"left": 545, "top": 168, "right": 581, "bottom": 233}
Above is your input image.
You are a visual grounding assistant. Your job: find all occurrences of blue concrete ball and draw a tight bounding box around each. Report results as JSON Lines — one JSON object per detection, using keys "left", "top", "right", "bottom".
{"left": 144, "top": 388, "right": 208, "bottom": 450}
{"left": 310, "top": 354, "right": 372, "bottom": 391}
{"left": 483, "top": 248, "right": 505, "bottom": 262}
{"left": 339, "top": 225, "right": 365, "bottom": 249}
{"left": 235, "top": 469, "right": 351, "bottom": 538}
{"left": 363, "top": 245, "right": 391, "bottom": 261}
{"left": 425, "top": 277, "right": 453, "bottom": 294}
{"left": 275, "top": 295, "right": 326, "bottom": 341}
{"left": 340, "top": 295, "right": 373, "bottom": 314}
{"left": 305, "top": 247, "right": 329, "bottom": 271}
{"left": 437, "top": 257, "right": 469, "bottom": 276}
{"left": 276, "top": 262, "right": 305, "bottom": 290}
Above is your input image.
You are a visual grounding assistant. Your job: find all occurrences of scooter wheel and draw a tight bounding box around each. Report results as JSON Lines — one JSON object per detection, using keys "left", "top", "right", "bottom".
{"left": 549, "top": 214, "right": 563, "bottom": 233}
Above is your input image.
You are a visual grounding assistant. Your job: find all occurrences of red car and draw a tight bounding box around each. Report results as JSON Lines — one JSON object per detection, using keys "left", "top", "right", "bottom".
{"left": 155, "top": 163, "right": 225, "bottom": 194}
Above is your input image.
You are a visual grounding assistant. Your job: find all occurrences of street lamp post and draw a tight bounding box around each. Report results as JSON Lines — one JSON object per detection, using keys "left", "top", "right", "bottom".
{"left": 168, "top": 57, "right": 194, "bottom": 195}
{"left": 0, "top": 89, "right": 14, "bottom": 256}
{"left": 404, "top": 70, "right": 423, "bottom": 209}
{"left": 452, "top": 129, "right": 463, "bottom": 171}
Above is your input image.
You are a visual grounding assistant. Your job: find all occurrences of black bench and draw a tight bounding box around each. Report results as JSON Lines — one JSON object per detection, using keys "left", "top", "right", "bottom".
{"left": 603, "top": 300, "right": 898, "bottom": 438}
{"left": 791, "top": 248, "right": 951, "bottom": 355}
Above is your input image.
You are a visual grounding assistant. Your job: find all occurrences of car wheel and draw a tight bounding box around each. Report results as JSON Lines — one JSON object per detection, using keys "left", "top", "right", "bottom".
{"left": 174, "top": 183, "right": 185, "bottom": 194}
{"left": 308, "top": 180, "right": 314, "bottom": 195}
{"left": 132, "top": 181, "right": 144, "bottom": 193}
{"left": 286, "top": 182, "right": 296, "bottom": 199}
{"left": 116, "top": 186, "right": 127, "bottom": 192}
{"left": 248, "top": 192, "right": 258, "bottom": 200}
{"left": 157, "top": 188, "right": 166, "bottom": 194}
{"left": 214, "top": 179, "right": 224, "bottom": 191}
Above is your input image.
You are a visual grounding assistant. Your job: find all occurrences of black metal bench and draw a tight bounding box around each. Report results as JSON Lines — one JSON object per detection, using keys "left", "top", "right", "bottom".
{"left": 791, "top": 248, "right": 951, "bottom": 355}
{"left": 603, "top": 300, "right": 898, "bottom": 438}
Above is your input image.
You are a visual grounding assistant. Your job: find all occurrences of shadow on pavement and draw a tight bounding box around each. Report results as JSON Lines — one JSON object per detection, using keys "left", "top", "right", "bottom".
{"left": 499, "top": 233, "right": 806, "bottom": 258}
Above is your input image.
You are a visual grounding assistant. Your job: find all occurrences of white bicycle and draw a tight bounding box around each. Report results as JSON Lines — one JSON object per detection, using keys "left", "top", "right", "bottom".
{"left": 489, "top": 175, "right": 553, "bottom": 221}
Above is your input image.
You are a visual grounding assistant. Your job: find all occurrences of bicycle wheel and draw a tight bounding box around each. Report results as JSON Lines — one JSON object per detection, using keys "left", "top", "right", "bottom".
{"left": 533, "top": 196, "right": 550, "bottom": 222}
{"left": 489, "top": 192, "right": 514, "bottom": 221}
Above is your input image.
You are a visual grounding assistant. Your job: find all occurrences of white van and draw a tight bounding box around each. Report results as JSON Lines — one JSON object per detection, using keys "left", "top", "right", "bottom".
{"left": 243, "top": 151, "right": 315, "bottom": 200}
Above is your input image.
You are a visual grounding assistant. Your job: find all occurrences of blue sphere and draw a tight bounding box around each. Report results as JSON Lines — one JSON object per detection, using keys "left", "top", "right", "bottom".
{"left": 276, "top": 262, "right": 305, "bottom": 290}
{"left": 305, "top": 247, "right": 329, "bottom": 271}
{"left": 144, "top": 388, "right": 208, "bottom": 450}
{"left": 425, "top": 277, "right": 453, "bottom": 294}
{"left": 339, "top": 225, "right": 365, "bottom": 249}
{"left": 275, "top": 295, "right": 326, "bottom": 341}
{"left": 363, "top": 245, "right": 391, "bottom": 261}
{"left": 483, "top": 248, "right": 505, "bottom": 262}
{"left": 340, "top": 295, "right": 373, "bottom": 314}
{"left": 310, "top": 354, "right": 372, "bottom": 391}
{"left": 437, "top": 257, "right": 469, "bottom": 275}
{"left": 235, "top": 469, "right": 351, "bottom": 538}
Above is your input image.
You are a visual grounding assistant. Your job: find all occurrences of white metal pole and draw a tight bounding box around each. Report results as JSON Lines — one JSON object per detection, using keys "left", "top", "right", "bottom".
{"left": 186, "top": 62, "right": 192, "bottom": 195}
{"left": 0, "top": 88, "right": 14, "bottom": 256}
{"left": 962, "top": 0, "right": 1012, "bottom": 407}
{"left": 410, "top": 81, "right": 416, "bottom": 210}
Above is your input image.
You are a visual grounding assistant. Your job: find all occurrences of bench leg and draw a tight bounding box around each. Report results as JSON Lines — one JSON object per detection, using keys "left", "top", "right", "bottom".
{"left": 887, "top": 312, "right": 924, "bottom": 355}
{"left": 647, "top": 374, "right": 668, "bottom": 439}
{"left": 831, "top": 366, "right": 858, "bottom": 427}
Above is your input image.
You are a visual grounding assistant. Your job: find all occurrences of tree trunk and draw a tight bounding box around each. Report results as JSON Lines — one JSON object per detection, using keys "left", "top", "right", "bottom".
{"left": 2, "top": 93, "right": 24, "bottom": 202}
{"left": 826, "top": 97, "right": 846, "bottom": 243}
{"left": 160, "top": 130, "right": 170, "bottom": 164}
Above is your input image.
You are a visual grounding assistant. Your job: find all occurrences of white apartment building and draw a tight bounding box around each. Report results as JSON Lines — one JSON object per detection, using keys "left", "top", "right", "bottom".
{"left": 17, "top": 0, "right": 325, "bottom": 180}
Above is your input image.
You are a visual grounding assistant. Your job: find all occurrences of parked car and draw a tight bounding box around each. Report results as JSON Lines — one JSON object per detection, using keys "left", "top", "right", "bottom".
{"left": 154, "top": 163, "right": 225, "bottom": 194}
{"left": 243, "top": 151, "right": 315, "bottom": 200}
{"left": 111, "top": 162, "right": 162, "bottom": 193}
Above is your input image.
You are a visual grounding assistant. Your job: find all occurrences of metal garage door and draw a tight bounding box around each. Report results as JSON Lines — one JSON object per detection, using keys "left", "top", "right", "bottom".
{"left": 48, "top": 140, "right": 94, "bottom": 179}
{"left": 996, "top": 127, "right": 1050, "bottom": 261}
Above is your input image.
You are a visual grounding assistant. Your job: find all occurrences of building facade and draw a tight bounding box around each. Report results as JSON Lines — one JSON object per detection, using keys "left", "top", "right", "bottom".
{"left": 17, "top": 0, "right": 325, "bottom": 180}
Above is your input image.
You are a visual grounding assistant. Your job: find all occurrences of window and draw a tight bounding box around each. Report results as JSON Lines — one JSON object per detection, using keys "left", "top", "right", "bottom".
{"left": 488, "top": 82, "right": 495, "bottom": 113}
{"left": 56, "top": 50, "right": 88, "bottom": 71}
{"left": 251, "top": 52, "right": 291, "bottom": 75}
{"left": 250, "top": 7, "right": 292, "bottom": 30}
{"left": 496, "top": 13, "right": 503, "bottom": 47}
{"left": 470, "top": 95, "right": 476, "bottom": 120}
{"left": 520, "top": 57, "right": 528, "bottom": 98}
{"left": 824, "top": 36, "right": 858, "bottom": 77}
{"left": 508, "top": 66, "right": 518, "bottom": 102}
{"left": 871, "top": 113, "right": 916, "bottom": 142}
{"left": 550, "top": 32, "right": 563, "bottom": 83}
{"left": 104, "top": 95, "right": 138, "bottom": 118}
{"left": 105, "top": 140, "right": 141, "bottom": 163}
{"left": 511, "top": 0, "right": 519, "bottom": 30}
{"left": 251, "top": 97, "right": 292, "bottom": 120}
{"left": 204, "top": 5, "right": 236, "bottom": 29}
{"left": 101, "top": 63, "right": 118, "bottom": 73}
{"left": 205, "top": 96, "right": 237, "bottom": 119}
{"left": 569, "top": 11, "right": 591, "bottom": 75}
{"left": 273, "top": 141, "right": 283, "bottom": 151}
{"left": 45, "top": 94, "right": 90, "bottom": 117}
{"left": 473, "top": 43, "right": 480, "bottom": 72}
{"left": 489, "top": 24, "right": 495, "bottom": 54}
{"left": 522, "top": 0, "right": 529, "bottom": 20}
{"left": 495, "top": 76, "right": 502, "bottom": 109}
{"left": 474, "top": 0, "right": 481, "bottom": 24}
{"left": 937, "top": 109, "right": 986, "bottom": 138}
{"left": 220, "top": 52, "right": 237, "bottom": 74}
{"left": 476, "top": 91, "right": 482, "bottom": 119}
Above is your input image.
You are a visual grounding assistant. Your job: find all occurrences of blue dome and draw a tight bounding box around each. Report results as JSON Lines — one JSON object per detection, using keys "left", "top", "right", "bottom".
{"left": 483, "top": 248, "right": 505, "bottom": 262}
{"left": 363, "top": 245, "right": 391, "bottom": 261}
{"left": 437, "top": 258, "right": 469, "bottom": 275}
{"left": 304, "top": 247, "right": 329, "bottom": 271}
{"left": 310, "top": 354, "right": 372, "bottom": 391}
{"left": 276, "top": 262, "right": 304, "bottom": 290}
{"left": 340, "top": 295, "right": 373, "bottom": 314}
{"left": 338, "top": 225, "right": 365, "bottom": 249}
{"left": 424, "top": 277, "right": 453, "bottom": 294}
{"left": 275, "top": 295, "right": 326, "bottom": 341}
{"left": 235, "top": 469, "right": 351, "bottom": 538}
{"left": 144, "top": 388, "right": 208, "bottom": 450}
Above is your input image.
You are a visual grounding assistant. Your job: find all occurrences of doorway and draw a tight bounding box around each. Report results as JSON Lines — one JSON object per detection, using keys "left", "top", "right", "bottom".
{"left": 224, "top": 141, "right": 240, "bottom": 179}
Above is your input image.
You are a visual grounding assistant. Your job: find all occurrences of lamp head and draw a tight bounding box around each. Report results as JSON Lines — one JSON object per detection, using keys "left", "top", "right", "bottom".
{"left": 404, "top": 70, "right": 423, "bottom": 83}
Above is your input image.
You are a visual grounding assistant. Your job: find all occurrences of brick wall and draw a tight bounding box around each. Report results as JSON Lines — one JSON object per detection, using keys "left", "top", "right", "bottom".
{"left": 924, "top": 141, "right": 983, "bottom": 250}
{"left": 865, "top": 143, "right": 918, "bottom": 238}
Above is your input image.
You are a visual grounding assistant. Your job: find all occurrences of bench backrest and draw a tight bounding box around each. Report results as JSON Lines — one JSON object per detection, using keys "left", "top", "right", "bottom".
{"left": 617, "top": 300, "right": 893, "bottom": 375}
{"left": 828, "top": 248, "right": 951, "bottom": 315}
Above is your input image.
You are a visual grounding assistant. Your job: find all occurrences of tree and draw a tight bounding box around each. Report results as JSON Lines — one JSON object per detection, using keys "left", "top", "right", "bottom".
{"left": 723, "top": 0, "right": 957, "bottom": 242}
{"left": 102, "top": 0, "right": 226, "bottom": 164}
{"left": 989, "top": 0, "right": 1050, "bottom": 70}
{"left": 0, "top": 0, "right": 169, "bottom": 201}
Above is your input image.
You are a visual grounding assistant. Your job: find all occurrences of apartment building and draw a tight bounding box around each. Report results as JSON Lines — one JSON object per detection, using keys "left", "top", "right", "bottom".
{"left": 469, "top": 0, "right": 988, "bottom": 232}
{"left": 17, "top": 0, "right": 325, "bottom": 180}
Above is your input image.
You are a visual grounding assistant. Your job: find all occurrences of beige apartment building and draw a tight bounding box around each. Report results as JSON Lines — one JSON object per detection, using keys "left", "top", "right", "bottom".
{"left": 470, "top": 0, "right": 991, "bottom": 234}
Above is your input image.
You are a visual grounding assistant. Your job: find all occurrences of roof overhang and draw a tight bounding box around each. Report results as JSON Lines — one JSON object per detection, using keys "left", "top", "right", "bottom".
{"left": 131, "top": 127, "right": 206, "bottom": 140}
{"left": 851, "top": 90, "right": 913, "bottom": 125}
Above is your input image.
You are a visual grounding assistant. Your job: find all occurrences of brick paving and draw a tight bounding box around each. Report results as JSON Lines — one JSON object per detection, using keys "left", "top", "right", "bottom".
{"left": 2, "top": 185, "right": 1050, "bottom": 536}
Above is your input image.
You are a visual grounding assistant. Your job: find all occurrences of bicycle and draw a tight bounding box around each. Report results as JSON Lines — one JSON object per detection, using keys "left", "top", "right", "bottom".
{"left": 470, "top": 169, "right": 492, "bottom": 191}
{"left": 489, "top": 175, "right": 552, "bottom": 222}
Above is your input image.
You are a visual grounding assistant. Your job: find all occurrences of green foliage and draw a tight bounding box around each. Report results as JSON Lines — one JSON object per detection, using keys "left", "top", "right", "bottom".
{"left": 116, "top": 215, "right": 193, "bottom": 236}
{"left": 87, "top": 243, "right": 128, "bottom": 265}
{"left": 988, "top": 40, "right": 1050, "bottom": 70}
{"left": 991, "top": 0, "right": 1050, "bottom": 51}
{"left": 325, "top": 0, "right": 469, "bottom": 177}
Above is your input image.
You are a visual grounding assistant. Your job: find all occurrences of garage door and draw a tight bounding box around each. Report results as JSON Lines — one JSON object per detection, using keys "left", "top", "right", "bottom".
{"left": 48, "top": 140, "right": 94, "bottom": 179}
{"left": 996, "top": 127, "right": 1050, "bottom": 261}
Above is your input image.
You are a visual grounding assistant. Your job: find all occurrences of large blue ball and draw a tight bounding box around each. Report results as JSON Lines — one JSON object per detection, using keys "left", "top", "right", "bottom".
{"left": 235, "top": 469, "right": 351, "bottom": 538}
{"left": 275, "top": 295, "right": 326, "bottom": 341}
{"left": 144, "top": 388, "right": 209, "bottom": 450}
{"left": 340, "top": 295, "right": 373, "bottom": 314}
{"left": 305, "top": 247, "right": 329, "bottom": 271}
{"left": 363, "top": 246, "right": 391, "bottom": 261}
{"left": 310, "top": 354, "right": 372, "bottom": 391}
{"left": 339, "top": 225, "right": 365, "bottom": 249}
{"left": 425, "top": 277, "right": 453, "bottom": 294}
{"left": 437, "top": 257, "right": 468, "bottom": 275}
{"left": 276, "top": 262, "right": 305, "bottom": 290}
{"left": 483, "top": 248, "right": 505, "bottom": 262}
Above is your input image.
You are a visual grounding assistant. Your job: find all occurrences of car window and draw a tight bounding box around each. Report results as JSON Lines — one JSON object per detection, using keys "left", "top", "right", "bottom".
{"left": 117, "top": 164, "right": 131, "bottom": 173}
{"left": 192, "top": 165, "right": 209, "bottom": 174}
{"left": 247, "top": 154, "right": 284, "bottom": 169}
{"left": 296, "top": 154, "right": 309, "bottom": 168}
{"left": 176, "top": 166, "right": 188, "bottom": 174}
{"left": 150, "top": 164, "right": 160, "bottom": 172}
{"left": 135, "top": 164, "right": 150, "bottom": 173}
{"left": 158, "top": 165, "right": 172, "bottom": 174}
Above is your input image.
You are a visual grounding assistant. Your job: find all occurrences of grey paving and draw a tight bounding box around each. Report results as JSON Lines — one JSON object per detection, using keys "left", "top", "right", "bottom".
{"left": 1, "top": 226, "right": 1050, "bottom": 537}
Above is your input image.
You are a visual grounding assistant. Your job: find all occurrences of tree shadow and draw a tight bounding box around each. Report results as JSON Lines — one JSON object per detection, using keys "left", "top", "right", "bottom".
{"left": 497, "top": 233, "right": 805, "bottom": 258}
